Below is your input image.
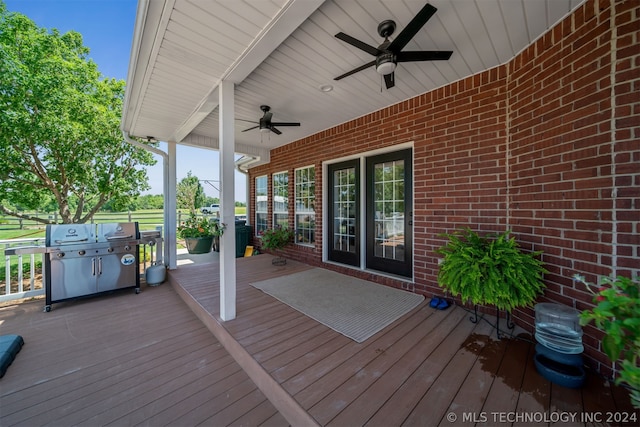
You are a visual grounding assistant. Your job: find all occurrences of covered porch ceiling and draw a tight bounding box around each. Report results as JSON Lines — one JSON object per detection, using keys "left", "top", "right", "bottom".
{"left": 122, "top": 0, "right": 584, "bottom": 166}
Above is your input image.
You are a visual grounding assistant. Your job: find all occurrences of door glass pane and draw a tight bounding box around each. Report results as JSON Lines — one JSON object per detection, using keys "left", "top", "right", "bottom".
{"left": 333, "top": 167, "right": 356, "bottom": 254}
{"left": 373, "top": 160, "right": 405, "bottom": 262}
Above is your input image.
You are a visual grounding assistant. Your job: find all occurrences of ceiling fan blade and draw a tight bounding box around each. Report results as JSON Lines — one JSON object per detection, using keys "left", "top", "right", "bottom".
{"left": 237, "top": 118, "right": 257, "bottom": 123}
{"left": 242, "top": 125, "right": 260, "bottom": 132}
{"left": 396, "top": 50, "right": 453, "bottom": 62}
{"left": 388, "top": 3, "right": 437, "bottom": 53}
{"left": 384, "top": 72, "right": 395, "bottom": 89}
{"left": 271, "top": 122, "right": 300, "bottom": 127}
{"left": 334, "top": 60, "right": 377, "bottom": 80}
{"left": 270, "top": 127, "right": 282, "bottom": 135}
{"left": 335, "top": 32, "right": 382, "bottom": 56}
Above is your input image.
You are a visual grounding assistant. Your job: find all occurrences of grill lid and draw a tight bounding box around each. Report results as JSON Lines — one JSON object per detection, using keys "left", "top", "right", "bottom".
{"left": 46, "top": 224, "right": 96, "bottom": 247}
{"left": 97, "top": 222, "right": 139, "bottom": 243}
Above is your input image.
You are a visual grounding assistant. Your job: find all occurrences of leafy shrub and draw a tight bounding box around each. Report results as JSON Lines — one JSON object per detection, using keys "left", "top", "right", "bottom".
{"left": 576, "top": 274, "right": 639, "bottom": 408}
{"left": 177, "top": 214, "right": 224, "bottom": 238}
{"left": 436, "top": 228, "right": 546, "bottom": 312}
{"left": 259, "top": 226, "right": 294, "bottom": 250}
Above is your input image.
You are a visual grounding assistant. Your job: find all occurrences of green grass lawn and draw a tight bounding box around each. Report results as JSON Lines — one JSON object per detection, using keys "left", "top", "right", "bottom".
{"left": 0, "top": 208, "right": 248, "bottom": 241}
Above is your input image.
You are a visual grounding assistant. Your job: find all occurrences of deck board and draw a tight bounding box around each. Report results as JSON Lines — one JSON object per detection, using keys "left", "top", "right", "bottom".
{"left": 340, "top": 309, "right": 487, "bottom": 426}
{"left": 476, "top": 337, "right": 531, "bottom": 426}
{"left": 399, "top": 316, "right": 494, "bottom": 427}
{"left": 513, "top": 343, "right": 551, "bottom": 426}
{"left": 318, "top": 307, "right": 469, "bottom": 425}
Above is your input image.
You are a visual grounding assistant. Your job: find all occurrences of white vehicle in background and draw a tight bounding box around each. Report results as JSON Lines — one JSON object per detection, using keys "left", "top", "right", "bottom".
{"left": 201, "top": 204, "right": 220, "bottom": 215}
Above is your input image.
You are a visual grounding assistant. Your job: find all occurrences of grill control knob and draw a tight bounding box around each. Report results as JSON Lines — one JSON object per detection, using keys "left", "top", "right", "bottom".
{"left": 57, "top": 252, "right": 65, "bottom": 258}
{"left": 124, "top": 245, "right": 131, "bottom": 251}
{"left": 78, "top": 250, "right": 86, "bottom": 256}
{"left": 107, "top": 247, "right": 114, "bottom": 253}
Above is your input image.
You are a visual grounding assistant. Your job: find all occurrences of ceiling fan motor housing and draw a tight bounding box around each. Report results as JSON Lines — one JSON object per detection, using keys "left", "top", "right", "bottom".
{"left": 377, "top": 19, "right": 396, "bottom": 38}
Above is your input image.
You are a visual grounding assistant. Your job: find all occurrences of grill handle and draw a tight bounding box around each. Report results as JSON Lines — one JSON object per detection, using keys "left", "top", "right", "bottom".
{"left": 54, "top": 238, "right": 89, "bottom": 244}
{"left": 106, "top": 235, "right": 133, "bottom": 240}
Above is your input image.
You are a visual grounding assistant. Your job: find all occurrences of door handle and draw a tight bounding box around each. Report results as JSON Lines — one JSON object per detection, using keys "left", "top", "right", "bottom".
{"left": 98, "top": 257, "right": 103, "bottom": 275}
{"left": 92, "top": 258, "right": 96, "bottom": 276}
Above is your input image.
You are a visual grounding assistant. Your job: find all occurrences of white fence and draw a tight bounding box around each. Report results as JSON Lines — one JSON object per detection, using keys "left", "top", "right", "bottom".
{"left": 1, "top": 237, "right": 46, "bottom": 303}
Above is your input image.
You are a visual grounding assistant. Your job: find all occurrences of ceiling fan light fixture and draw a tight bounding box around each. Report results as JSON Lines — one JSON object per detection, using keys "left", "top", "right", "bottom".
{"left": 375, "top": 52, "right": 396, "bottom": 75}
{"left": 260, "top": 127, "right": 270, "bottom": 133}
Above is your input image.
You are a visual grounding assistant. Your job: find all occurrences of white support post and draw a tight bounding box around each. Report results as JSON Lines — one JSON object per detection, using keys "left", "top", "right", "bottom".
{"left": 166, "top": 141, "right": 178, "bottom": 269}
{"left": 219, "top": 80, "right": 236, "bottom": 321}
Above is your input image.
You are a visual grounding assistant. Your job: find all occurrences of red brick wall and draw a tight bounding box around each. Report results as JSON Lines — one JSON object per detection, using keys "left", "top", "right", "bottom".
{"left": 506, "top": 0, "right": 640, "bottom": 376}
{"left": 249, "top": 0, "right": 639, "bottom": 377}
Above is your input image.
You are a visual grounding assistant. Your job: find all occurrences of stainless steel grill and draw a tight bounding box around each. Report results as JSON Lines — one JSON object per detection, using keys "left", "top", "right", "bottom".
{"left": 43, "top": 222, "right": 141, "bottom": 311}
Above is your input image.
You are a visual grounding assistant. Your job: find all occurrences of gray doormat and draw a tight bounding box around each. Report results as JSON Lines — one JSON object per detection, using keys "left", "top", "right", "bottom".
{"left": 250, "top": 268, "right": 424, "bottom": 343}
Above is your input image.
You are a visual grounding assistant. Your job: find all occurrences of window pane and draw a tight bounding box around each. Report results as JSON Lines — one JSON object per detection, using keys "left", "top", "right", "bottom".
{"left": 295, "top": 166, "right": 315, "bottom": 245}
{"left": 255, "top": 176, "right": 267, "bottom": 236}
{"left": 332, "top": 166, "right": 356, "bottom": 254}
{"left": 274, "top": 213, "right": 288, "bottom": 229}
{"left": 372, "top": 159, "right": 404, "bottom": 262}
{"left": 256, "top": 213, "right": 268, "bottom": 234}
{"left": 273, "top": 172, "right": 288, "bottom": 228}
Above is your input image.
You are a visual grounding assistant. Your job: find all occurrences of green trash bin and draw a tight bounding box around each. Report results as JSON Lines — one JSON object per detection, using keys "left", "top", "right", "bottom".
{"left": 235, "top": 221, "right": 251, "bottom": 258}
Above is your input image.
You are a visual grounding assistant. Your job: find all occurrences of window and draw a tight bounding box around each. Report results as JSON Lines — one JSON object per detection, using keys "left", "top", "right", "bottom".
{"left": 255, "top": 175, "right": 267, "bottom": 236}
{"left": 295, "top": 166, "right": 315, "bottom": 245}
{"left": 273, "top": 171, "right": 288, "bottom": 229}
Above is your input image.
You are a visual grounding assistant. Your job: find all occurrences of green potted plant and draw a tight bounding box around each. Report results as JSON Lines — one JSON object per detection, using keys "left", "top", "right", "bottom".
{"left": 177, "top": 214, "right": 224, "bottom": 254}
{"left": 259, "top": 226, "right": 295, "bottom": 265}
{"left": 436, "top": 228, "right": 546, "bottom": 313}
{"left": 575, "top": 274, "right": 639, "bottom": 409}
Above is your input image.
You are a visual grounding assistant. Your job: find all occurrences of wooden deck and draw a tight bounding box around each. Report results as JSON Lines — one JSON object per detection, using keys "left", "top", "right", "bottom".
{"left": 1, "top": 254, "right": 636, "bottom": 426}
{"left": 0, "top": 281, "right": 286, "bottom": 426}
{"left": 168, "top": 254, "right": 637, "bottom": 427}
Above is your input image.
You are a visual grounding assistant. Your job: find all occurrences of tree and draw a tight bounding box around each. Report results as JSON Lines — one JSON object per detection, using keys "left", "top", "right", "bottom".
{"left": 0, "top": 4, "right": 156, "bottom": 224}
{"left": 176, "top": 171, "right": 205, "bottom": 215}
{"left": 136, "top": 194, "right": 164, "bottom": 210}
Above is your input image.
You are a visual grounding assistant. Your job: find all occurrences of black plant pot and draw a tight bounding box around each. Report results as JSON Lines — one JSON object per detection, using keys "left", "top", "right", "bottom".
{"left": 185, "top": 236, "right": 213, "bottom": 254}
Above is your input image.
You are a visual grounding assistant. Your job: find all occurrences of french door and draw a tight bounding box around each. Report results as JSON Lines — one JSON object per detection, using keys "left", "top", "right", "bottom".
{"left": 366, "top": 149, "right": 412, "bottom": 277}
{"left": 328, "top": 160, "right": 360, "bottom": 266}
{"left": 328, "top": 149, "right": 412, "bottom": 277}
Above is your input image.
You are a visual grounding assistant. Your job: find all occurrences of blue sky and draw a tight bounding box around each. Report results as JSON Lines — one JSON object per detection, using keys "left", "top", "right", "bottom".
{"left": 5, "top": 0, "right": 245, "bottom": 201}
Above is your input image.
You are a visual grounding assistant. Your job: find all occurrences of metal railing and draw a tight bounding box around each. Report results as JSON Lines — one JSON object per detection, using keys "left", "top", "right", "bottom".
{"left": 1, "top": 231, "right": 164, "bottom": 304}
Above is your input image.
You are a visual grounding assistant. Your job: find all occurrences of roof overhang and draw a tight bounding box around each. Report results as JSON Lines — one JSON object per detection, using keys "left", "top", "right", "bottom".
{"left": 121, "top": 0, "right": 585, "bottom": 166}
